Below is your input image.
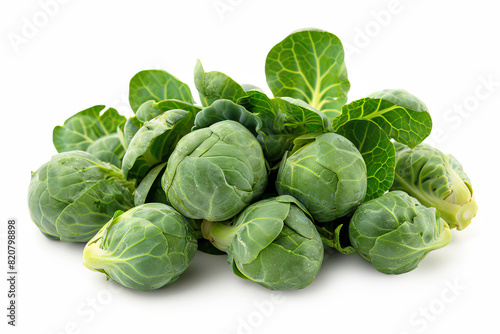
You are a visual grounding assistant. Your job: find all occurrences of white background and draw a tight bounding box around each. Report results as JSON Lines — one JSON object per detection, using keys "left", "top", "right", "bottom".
{"left": 1, "top": 1, "right": 499, "bottom": 333}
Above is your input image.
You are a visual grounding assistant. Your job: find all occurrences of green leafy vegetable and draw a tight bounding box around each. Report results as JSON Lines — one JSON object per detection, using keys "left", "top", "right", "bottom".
{"left": 349, "top": 191, "right": 452, "bottom": 274}
{"left": 276, "top": 132, "right": 367, "bottom": 222}
{"left": 391, "top": 142, "right": 478, "bottom": 230}
{"left": 121, "top": 108, "right": 195, "bottom": 182}
{"left": 203, "top": 195, "right": 323, "bottom": 290}
{"left": 162, "top": 120, "right": 267, "bottom": 221}
{"left": 134, "top": 162, "right": 168, "bottom": 206}
{"left": 266, "top": 28, "right": 350, "bottom": 121}
{"left": 332, "top": 89, "right": 432, "bottom": 148}
{"left": 194, "top": 59, "right": 247, "bottom": 107}
{"left": 28, "top": 151, "right": 135, "bottom": 242}
{"left": 28, "top": 28, "right": 476, "bottom": 290}
{"left": 83, "top": 203, "right": 197, "bottom": 290}
{"left": 335, "top": 119, "right": 395, "bottom": 201}
{"left": 53, "top": 105, "right": 126, "bottom": 167}
{"left": 129, "top": 70, "right": 195, "bottom": 113}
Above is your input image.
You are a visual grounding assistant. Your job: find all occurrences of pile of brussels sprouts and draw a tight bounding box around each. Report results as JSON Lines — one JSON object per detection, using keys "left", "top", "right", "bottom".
{"left": 28, "top": 29, "right": 478, "bottom": 291}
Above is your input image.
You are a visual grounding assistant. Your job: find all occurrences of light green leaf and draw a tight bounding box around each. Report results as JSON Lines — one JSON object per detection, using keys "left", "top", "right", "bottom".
{"left": 391, "top": 142, "right": 478, "bottom": 230}
{"left": 129, "top": 70, "right": 195, "bottom": 113}
{"left": 56, "top": 179, "right": 134, "bottom": 242}
{"left": 228, "top": 198, "right": 290, "bottom": 264}
{"left": 265, "top": 28, "right": 350, "bottom": 121}
{"left": 46, "top": 151, "right": 132, "bottom": 203}
{"left": 370, "top": 208, "right": 452, "bottom": 274}
{"left": 53, "top": 105, "right": 126, "bottom": 153}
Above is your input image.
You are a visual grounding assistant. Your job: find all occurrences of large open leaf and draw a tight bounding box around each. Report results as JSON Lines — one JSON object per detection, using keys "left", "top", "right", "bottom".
{"left": 265, "top": 28, "right": 350, "bottom": 121}
{"left": 53, "top": 106, "right": 126, "bottom": 167}
{"left": 129, "top": 70, "right": 195, "bottom": 112}
{"left": 332, "top": 89, "right": 432, "bottom": 148}
{"left": 53, "top": 105, "right": 126, "bottom": 153}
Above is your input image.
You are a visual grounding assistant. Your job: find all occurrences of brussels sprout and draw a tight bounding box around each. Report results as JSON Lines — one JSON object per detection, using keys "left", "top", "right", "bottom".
{"left": 276, "top": 132, "right": 367, "bottom": 222}
{"left": 349, "top": 191, "right": 452, "bottom": 274}
{"left": 391, "top": 142, "right": 478, "bottom": 230}
{"left": 202, "top": 195, "right": 324, "bottom": 290}
{"left": 162, "top": 120, "right": 267, "bottom": 221}
{"left": 121, "top": 107, "right": 196, "bottom": 183}
{"left": 27, "top": 151, "right": 135, "bottom": 242}
{"left": 83, "top": 203, "right": 198, "bottom": 290}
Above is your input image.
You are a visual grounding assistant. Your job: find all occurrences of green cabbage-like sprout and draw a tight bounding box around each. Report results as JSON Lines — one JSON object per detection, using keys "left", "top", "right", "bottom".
{"left": 27, "top": 151, "right": 135, "bottom": 242}
{"left": 349, "top": 191, "right": 452, "bottom": 274}
{"left": 391, "top": 142, "right": 478, "bottom": 230}
{"left": 202, "top": 195, "right": 323, "bottom": 290}
{"left": 276, "top": 132, "right": 367, "bottom": 222}
{"left": 83, "top": 203, "right": 197, "bottom": 290}
{"left": 162, "top": 120, "right": 267, "bottom": 221}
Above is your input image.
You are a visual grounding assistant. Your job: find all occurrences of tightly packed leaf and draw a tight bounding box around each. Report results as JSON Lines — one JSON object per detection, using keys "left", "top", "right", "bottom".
{"left": 276, "top": 132, "right": 367, "bottom": 222}
{"left": 28, "top": 151, "right": 135, "bottom": 242}
{"left": 82, "top": 203, "right": 197, "bottom": 290}
{"left": 203, "top": 195, "right": 323, "bottom": 290}
{"left": 391, "top": 143, "right": 478, "bottom": 230}
{"left": 28, "top": 28, "right": 478, "bottom": 292}
{"left": 162, "top": 120, "right": 267, "bottom": 221}
{"left": 349, "top": 191, "right": 452, "bottom": 274}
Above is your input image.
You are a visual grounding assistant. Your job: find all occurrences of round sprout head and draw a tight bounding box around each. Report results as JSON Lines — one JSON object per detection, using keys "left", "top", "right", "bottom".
{"left": 204, "top": 195, "right": 324, "bottom": 290}
{"left": 391, "top": 142, "right": 478, "bottom": 230}
{"left": 349, "top": 191, "right": 452, "bottom": 274}
{"left": 27, "top": 151, "right": 135, "bottom": 242}
{"left": 276, "top": 132, "right": 367, "bottom": 222}
{"left": 82, "top": 203, "right": 197, "bottom": 290}
{"left": 162, "top": 120, "right": 267, "bottom": 221}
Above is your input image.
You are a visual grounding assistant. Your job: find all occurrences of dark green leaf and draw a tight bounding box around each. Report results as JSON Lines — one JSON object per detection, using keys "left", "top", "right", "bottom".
{"left": 335, "top": 119, "right": 396, "bottom": 201}
{"left": 332, "top": 89, "right": 432, "bottom": 148}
